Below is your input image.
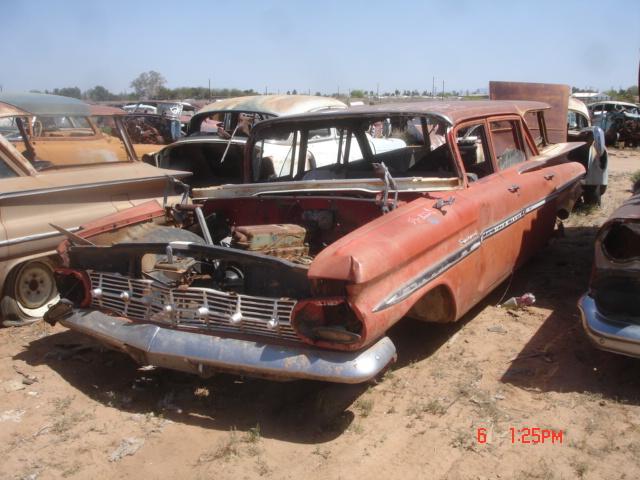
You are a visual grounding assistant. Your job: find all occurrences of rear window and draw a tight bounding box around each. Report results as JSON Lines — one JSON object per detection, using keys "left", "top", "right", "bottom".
{"left": 35, "top": 116, "right": 95, "bottom": 137}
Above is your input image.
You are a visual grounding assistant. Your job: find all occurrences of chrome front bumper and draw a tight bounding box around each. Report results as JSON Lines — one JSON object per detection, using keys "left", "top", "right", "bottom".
{"left": 578, "top": 294, "right": 640, "bottom": 358}
{"left": 59, "top": 309, "right": 397, "bottom": 383}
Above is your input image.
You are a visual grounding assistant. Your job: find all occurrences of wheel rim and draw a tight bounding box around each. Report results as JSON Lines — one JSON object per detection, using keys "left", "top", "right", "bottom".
{"left": 15, "top": 262, "right": 57, "bottom": 313}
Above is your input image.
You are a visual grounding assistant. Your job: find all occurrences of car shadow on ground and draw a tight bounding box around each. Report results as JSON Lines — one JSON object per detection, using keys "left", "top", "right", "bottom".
{"left": 16, "top": 222, "right": 628, "bottom": 441}
{"left": 500, "top": 224, "right": 640, "bottom": 405}
{"left": 14, "top": 313, "right": 464, "bottom": 444}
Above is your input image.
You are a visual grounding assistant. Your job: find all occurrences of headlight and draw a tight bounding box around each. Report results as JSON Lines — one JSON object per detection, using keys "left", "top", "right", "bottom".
{"left": 601, "top": 222, "right": 640, "bottom": 262}
{"left": 291, "top": 297, "right": 363, "bottom": 345}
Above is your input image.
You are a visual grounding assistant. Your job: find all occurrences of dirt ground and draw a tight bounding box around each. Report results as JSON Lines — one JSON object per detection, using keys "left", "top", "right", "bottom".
{"left": 1, "top": 149, "right": 639, "bottom": 480}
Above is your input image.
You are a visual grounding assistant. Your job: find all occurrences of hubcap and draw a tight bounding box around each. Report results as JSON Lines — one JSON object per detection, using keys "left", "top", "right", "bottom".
{"left": 16, "top": 262, "right": 55, "bottom": 309}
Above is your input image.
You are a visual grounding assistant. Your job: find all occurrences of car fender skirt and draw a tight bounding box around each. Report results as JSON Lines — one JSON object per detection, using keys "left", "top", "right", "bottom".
{"left": 59, "top": 310, "right": 397, "bottom": 383}
{"left": 578, "top": 294, "right": 640, "bottom": 358}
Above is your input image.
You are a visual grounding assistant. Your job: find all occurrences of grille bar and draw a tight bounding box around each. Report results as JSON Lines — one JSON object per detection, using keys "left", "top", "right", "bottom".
{"left": 89, "top": 271, "right": 299, "bottom": 342}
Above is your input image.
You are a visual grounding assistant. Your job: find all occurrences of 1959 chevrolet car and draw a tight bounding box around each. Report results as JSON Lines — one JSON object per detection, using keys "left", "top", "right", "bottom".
{"left": 46, "top": 100, "right": 586, "bottom": 383}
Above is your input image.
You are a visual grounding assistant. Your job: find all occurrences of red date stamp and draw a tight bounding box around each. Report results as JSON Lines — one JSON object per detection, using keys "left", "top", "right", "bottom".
{"left": 476, "top": 427, "right": 563, "bottom": 445}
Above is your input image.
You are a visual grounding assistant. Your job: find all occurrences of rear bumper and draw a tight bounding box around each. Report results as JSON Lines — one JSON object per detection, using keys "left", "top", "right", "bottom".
{"left": 59, "top": 309, "right": 397, "bottom": 383}
{"left": 578, "top": 294, "right": 640, "bottom": 358}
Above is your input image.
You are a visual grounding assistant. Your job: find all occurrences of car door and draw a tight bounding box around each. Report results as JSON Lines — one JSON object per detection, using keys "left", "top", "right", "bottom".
{"left": 453, "top": 119, "right": 529, "bottom": 300}
{"left": 0, "top": 155, "right": 20, "bottom": 261}
{"left": 487, "top": 116, "right": 557, "bottom": 268}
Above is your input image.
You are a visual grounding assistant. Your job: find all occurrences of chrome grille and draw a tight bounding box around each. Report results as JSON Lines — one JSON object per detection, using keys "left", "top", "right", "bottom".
{"left": 88, "top": 271, "right": 300, "bottom": 342}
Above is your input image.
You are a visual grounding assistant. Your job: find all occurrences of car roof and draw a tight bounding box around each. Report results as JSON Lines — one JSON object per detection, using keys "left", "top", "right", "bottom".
{"left": 569, "top": 97, "right": 590, "bottom": 118}
{"left": 88, "top": 104, "right": 126, "bottom": 115}
{"left": 253, "top": 100, "right": 550, "bottom": 128}
{"left": 0, "top": 101, "right": 31, "bottom": 118}
{"left": 0, "top": 92, "right": 91, "bottom": 116}
{"left": 196, "top": 95, "right": 347, "bottom": 117}
{"left": 588, "top": 101, "right": 638, "bottom": 108}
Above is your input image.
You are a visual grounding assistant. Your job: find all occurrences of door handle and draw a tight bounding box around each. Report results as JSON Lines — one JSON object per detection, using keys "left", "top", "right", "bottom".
{"left": 544, "top": 173, "right": 555, "bottom": 181}
{"left": 508, "top": 184, "right": 520, "bottom": 193}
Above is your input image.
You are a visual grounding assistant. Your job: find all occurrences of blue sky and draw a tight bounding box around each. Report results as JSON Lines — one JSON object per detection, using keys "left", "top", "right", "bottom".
{"left": 1, "top": 0, "right": 638, "bottom": 94}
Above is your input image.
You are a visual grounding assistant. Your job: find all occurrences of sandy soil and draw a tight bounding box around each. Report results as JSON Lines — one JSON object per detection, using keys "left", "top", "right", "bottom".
{"left": 1, "top": 149, "right": 639, "bottom": 480}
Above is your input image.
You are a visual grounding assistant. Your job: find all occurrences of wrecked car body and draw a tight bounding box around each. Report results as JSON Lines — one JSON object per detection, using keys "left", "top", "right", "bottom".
{"left": 49, "top": 101, "right": 586, "bottom": 383}
{"left": 89, "top": 105, "right": 183, "bottom": 159}
{"left": 145, "top": 95, "right": 350, "bottom": 188}
{"left": 579, "top": 189, "right": 640, "bottom": 358}
{"left": 588, "top": 101, "right": 640, "bottom": 147}
{"left": 0, "top": 93, "right": 188, "bottom": 325}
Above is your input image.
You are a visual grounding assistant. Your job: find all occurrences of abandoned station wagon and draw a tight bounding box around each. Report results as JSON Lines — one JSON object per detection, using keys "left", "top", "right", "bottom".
{"left": 48, "top": 101, "right": 586, "bottom": 383}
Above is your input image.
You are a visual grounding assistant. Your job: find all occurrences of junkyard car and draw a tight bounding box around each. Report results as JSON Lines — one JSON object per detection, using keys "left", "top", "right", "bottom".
{"left": 588, "top": 101, "right": 640, "bottom": 147}
{"left": 89, "top": 105, "right": 183, "bottom": 158}
{"left": 578, "top": 187, "right": 640, "bottom": 357}
{"left": 48, "top": 100, "right": 586, "bottom": 383}
{"left": 490, "top": 82, "right": 608, "bottom": 204}
{"left": 145, "top": 95, "right": 350, "bottom": 187}
{"left": 0, "top": 93, "right": 187, "bottom": 325}
{"left": 123, "top": 101, "right": 196, "bottom": 132}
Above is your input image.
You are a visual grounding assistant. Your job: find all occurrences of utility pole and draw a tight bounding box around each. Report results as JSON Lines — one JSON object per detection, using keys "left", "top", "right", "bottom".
{"left": 442, "top": 80, "right": 445, "bottom": 100}
{"left": 376, "top": 82, "right": 379, "bottom": 98}
{"left": 432, "top": 76, "right": 435, "bottom": 98}
{"left": 208, "top": 78, "right": 211, "bottom": 102}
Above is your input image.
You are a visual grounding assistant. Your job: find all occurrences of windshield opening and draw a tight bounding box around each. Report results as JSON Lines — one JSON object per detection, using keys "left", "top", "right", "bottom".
{"left": 251, "top": 114, "right": 458, "bottom": 183}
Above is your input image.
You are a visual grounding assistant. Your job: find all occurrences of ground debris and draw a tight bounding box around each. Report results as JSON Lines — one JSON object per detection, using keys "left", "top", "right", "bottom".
{"left": 3, "top": 379, "right": 26, "bottom": 392}
{"left": 13, "top": 365, "right": 39, "bottom": 385}
{"left": 109, "top": 437, "right": 145, "bottom": 462}
{"left": 487, "top": 325, "right": 507, "bottom": 335}
{"left": 0, "top": 409, "right": 26, "bottom": 422}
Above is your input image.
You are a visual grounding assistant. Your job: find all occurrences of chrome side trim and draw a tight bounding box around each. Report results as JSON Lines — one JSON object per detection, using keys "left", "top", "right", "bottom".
{"left": 374, "top": 176, "right": 580, "bottom": 311}
{"left": 0, "top": 226, "right": 80, "bottom": 248}
{"left": 578, "top": 294, "right": 640, "bottom": 358}
{"left": 59, "top": 309, "right": 397, "bottom": 383}
{"left": 0, "top": 175, "right": 184, "bottom": 201}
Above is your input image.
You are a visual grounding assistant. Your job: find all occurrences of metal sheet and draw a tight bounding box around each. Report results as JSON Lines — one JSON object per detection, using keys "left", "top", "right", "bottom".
{"left": 489, "top": 81, "right": 570, "bottom": 144}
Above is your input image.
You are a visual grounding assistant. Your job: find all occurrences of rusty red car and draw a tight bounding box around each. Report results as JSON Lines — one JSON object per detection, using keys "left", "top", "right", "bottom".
{"left": 46, "top": 100, "right": 586, "bottom": 383}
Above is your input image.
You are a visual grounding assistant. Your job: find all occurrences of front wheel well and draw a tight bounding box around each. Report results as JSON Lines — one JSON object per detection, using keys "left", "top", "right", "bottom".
{"left": 406, "top": 284, "right": 456, "bottom": 323}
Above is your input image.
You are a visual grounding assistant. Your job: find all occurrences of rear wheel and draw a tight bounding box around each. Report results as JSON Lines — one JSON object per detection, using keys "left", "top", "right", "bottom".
{"left": 1, "top": 259, "right": 59, "bottom": 327}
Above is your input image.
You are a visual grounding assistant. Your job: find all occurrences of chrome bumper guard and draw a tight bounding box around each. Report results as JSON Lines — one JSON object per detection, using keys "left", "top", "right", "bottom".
{"left": 59, "top": 309, "right": 397, "bottom": 383}
{"left": 578, "top": 294, "right": 640, "bottom": 358}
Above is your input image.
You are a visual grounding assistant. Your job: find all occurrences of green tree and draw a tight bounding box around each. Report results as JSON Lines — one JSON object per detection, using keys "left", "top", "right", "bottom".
{"left": 52, "top": 87, "right": 82, "bottom": 99}
{"left": 350, "top": 89, "right": 365, "bottom": 98}
{"left": 130, "top": 71, "right": 167, "bottom": 99}
{"left": 86, "top": 85, "right": 115, "bottom": 101}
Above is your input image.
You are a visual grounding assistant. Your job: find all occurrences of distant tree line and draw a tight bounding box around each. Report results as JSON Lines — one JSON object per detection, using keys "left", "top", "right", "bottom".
{"left": 30, "top": 71, "right": 259, "bottom": 102}
{"left": 573, "top": 85, "right": 638, "bottom": 103}
{"left": 33, "top": 71, "right": 637, "bottom": 104}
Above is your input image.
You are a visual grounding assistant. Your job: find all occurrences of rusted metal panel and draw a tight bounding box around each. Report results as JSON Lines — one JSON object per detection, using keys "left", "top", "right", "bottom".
{"left": 257, "top": 100, "right": 550, "bottom": 128}
{"left": 88, "top": 104, "right": 126, "bottom": 116}
{"left": 489, "top": 81, "right": 570, "bottom": 144}
{"left": 232, "top": 224, "right": 308, "bottom": 259}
